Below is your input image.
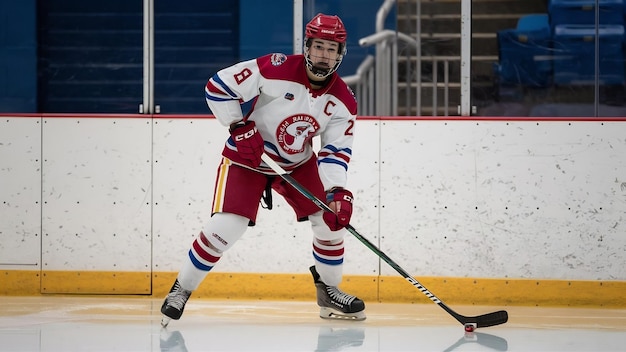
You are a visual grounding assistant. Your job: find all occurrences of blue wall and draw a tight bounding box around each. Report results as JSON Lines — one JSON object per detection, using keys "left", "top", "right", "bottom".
{"left": 0, "top": 0, "right": 394, "bottom": 113}
{"left": 0, "top": 1, "right": 37, "bottom": 112}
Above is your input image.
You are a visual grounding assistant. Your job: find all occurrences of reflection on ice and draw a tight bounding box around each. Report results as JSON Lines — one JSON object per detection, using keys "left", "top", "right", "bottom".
{"left": 443, "top": 331, "right": 508, "bottom": 351}
{"left": 0, "top": 297, "right": 624, "bottom": 352}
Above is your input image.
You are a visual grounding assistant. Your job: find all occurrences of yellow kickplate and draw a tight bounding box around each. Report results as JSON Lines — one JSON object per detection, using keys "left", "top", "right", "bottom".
{"left": 2, "top": 270, "right": 626, "bottom": 308}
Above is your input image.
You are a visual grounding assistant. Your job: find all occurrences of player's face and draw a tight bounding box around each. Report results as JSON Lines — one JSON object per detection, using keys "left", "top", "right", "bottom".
{"left": 307, "top": 39, "right": 340, "bottom": 76}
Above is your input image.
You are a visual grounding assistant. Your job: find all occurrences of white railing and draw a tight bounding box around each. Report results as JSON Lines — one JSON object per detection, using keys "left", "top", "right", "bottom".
{"left": 343, "top": 55, "right": 376, "bottom": 116}
{"left": 343, "top": 0, "right": 465, "bottom": 116}
{"left": 344, "top": 0, "right": 420, "bottom": 116}
{"left": 358, "top": 30, "right": 417, "bottom": 116}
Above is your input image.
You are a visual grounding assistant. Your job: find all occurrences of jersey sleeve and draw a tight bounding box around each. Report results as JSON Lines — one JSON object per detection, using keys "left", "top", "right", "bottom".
{"left": 204, "top": 58, "right": 263, "bottom": 126}
{"left": 317, "top": 108, "right": 356, "bottom": 191}
{"left": 317, "top": 78, "right": 358, "bottom": 191}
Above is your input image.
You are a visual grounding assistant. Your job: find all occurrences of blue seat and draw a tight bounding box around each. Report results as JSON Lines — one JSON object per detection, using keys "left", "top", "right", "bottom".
{"left": 517, "top": 13, "right": 553, "bottom": 36}
{"left": 552, "top": 24, "right": 625, "bottom": 85}
{"left": 548, "top": 0, "right": 625, "bottom": 28}
{"left": 494, "top": 14, "right": 553, "bottom": 87}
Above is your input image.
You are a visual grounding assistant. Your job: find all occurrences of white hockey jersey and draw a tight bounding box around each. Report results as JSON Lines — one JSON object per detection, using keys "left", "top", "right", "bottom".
{"left": 205, "top": 53, "right": 357, "bottom": 191}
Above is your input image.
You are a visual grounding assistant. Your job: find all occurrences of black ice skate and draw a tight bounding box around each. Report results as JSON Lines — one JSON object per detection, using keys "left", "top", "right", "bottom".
{"left": 310, "top": 266, "right": 366, "bottom": 321}
{"left": 160, "top": 279, "right": 192, "bottom": 327}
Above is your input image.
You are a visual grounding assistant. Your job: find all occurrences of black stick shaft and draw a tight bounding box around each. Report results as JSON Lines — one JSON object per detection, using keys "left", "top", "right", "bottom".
{"left": 260, "top": 154, "right": 507, "bottom": 328}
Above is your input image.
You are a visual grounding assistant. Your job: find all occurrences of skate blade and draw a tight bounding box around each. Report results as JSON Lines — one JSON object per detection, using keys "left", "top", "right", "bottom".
{"left": 161, "top": 316, "right": 172, "bottom": 328}
{"left": 320, "top": 307, "right": 366, "bottom": 321}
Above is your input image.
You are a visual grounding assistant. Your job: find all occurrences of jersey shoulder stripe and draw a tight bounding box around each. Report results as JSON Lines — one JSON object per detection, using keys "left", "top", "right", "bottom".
{"left": 207, "top": 74, "right": 239, "bottom": 99}
{"left": 256, "top": 53, "right": 309, "bottom": 86}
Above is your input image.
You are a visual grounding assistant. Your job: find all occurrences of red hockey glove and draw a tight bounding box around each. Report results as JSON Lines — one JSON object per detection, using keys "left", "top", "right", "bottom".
{"left": 230, "top": 121, "right": 264, "bottom": 168}
{"left": 323, "top": 188, "right": 353, "bottom": 231}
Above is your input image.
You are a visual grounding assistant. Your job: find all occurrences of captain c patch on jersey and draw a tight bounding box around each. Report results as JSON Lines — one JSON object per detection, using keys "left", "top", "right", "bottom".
{"left": 276, "top": 114, "right": 320, "bottom": 154}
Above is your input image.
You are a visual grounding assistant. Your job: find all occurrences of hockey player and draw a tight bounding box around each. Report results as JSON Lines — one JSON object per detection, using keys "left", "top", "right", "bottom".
{"left": 160, "top": 13, "right": 364, "bottom": 326}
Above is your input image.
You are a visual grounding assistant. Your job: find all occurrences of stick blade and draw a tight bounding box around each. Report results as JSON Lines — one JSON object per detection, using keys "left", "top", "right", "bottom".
{"left": 472, "top": 310, "right": 508, "bottom": 328}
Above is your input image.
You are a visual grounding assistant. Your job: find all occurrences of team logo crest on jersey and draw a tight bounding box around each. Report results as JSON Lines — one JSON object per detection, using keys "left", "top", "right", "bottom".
{"left": 276, "top": 114, "right": 320, "bottom": 154}
{"left": 270, "top": 53, "right": 287, "bottom": 66}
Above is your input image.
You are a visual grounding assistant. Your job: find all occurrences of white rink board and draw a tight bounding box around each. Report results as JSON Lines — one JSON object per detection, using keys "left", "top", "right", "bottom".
{"left": 0, "top": 118, "right": 41, "bottom": 266}
{"left": 343, "top": 120, "right": 382, "bottom": 276}
{"left": 40, "top": 118, "right": 152, "bottom": 272}
{"left": 151, "top": 118, "right": 221, "bottom": 272}
{"left": 2, "top": 116, "right": 626, "bottom": 281}
{"left": 379, "top": 120, "right": 626, "bottom": 280}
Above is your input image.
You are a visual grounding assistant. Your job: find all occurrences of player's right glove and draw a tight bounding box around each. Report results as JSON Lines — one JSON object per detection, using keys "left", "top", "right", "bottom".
{"left": 323, "top": 188, "right": 354, "bottom": 231}
{"left": 229, "top": 121, "right": 264, "bottom": 168}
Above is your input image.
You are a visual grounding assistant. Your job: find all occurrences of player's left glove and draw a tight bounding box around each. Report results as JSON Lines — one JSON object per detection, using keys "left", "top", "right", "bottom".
{"left": 323, "top": 188, "right": 353, "bottom": 231}
{"left": 229, "top": 120, "right": 264, "bottom": 168}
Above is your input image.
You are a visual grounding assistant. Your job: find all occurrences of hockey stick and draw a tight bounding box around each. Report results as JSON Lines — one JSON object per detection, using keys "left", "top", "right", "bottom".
{"left": 261, "top": 153, "right": 508, "bottom": 329}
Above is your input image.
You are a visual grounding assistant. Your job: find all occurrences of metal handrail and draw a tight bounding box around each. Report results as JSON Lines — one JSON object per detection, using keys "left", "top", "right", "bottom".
{"left": 358, "top": 30, "right": 416, "bottom": 116}
{"left": 342, "top": 0, "right": 398, "bottom": 116}
{"left": 343, "top": 0, "right": 454, "bottom": 116}
{"left": 344, "top": 55, "right": 376, "bottom": 115}
{"left": 344, "top": 0, "right": 417, "bottom": 116}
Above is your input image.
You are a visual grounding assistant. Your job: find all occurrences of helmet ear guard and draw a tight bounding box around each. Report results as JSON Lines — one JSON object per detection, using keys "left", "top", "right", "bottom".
{"left": 303, "top": 13, "right": 348, "bottom": 78}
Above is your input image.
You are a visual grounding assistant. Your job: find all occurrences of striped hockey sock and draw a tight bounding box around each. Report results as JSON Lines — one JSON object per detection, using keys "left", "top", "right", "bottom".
{"left": 189, "top": 231, "right": 222, "bottom": 271}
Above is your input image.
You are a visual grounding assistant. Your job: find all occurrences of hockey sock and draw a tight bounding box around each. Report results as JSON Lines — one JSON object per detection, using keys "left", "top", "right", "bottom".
{"left": 178, "top": 231, "right": 223, "bottom": 290}
{"left": 312, "top": 238, "right": 344, "bottom": 286}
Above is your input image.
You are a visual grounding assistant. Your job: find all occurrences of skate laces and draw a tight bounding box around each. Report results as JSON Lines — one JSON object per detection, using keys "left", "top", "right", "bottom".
{"left": 326, "top": 286, "right": 356, "bottom": 305}
{"left": 166, "top": 281, "right": 191, "bottom": 310}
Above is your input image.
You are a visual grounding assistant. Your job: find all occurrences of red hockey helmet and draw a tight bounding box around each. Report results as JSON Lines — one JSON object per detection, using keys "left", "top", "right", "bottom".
{"left": 305, "top": 13, "right": 347, "bottom": 44}
{"left": 304, "top": 13, "right": 348, "bottom": 78}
